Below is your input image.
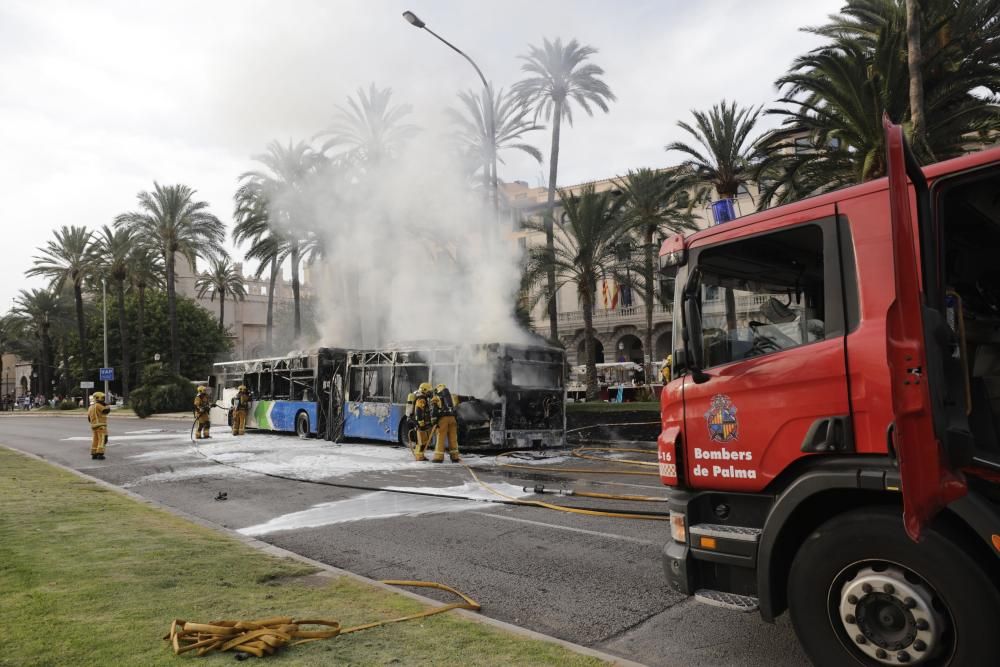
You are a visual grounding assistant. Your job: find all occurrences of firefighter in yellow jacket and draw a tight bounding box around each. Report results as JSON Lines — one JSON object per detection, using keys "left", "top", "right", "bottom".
{"left": 231, "top": 385, "right": 251, "bottom": 435}
{"left": 87, "top": 391, "right": 111, "bottom": 460}
{"left": 193, "top": 386, "right": 214, "bottom": 439}
{"left": 412, "top": 383, "right": 433, "bottom": 461}
{"left": 431, "top": 383, "right": 461, "bottom": 463}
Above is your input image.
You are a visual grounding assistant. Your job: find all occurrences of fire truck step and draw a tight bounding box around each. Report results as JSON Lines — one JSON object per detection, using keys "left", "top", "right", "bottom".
{"left": 693, "top": 589, "right": 759, "bottom": 612}
{"left": 687, "top": 523, "right": 762, "bottom": 542}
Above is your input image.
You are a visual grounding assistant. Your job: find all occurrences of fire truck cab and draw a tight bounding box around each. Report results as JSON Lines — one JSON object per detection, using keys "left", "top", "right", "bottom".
{"left": 658, "top": 120, "right": 1000, "bottom": 667}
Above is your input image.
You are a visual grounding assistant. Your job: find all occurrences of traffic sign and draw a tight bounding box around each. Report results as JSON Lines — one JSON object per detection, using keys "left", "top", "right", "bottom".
{"left": 80, "top": 381, "right": 95, "bottom": 389}
{"left": 99, "top": 368, "right": 114, "bottom": 382}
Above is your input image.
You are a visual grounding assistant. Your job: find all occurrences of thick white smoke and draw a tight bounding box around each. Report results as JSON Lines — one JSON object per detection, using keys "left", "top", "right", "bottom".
{"left": 284, "top": 129, "right": 535, "bottom": 352}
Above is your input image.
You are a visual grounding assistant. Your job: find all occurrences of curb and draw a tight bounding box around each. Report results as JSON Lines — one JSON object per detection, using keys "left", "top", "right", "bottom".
{"left": 0, "top": 442, "right": 647, "bottom": 667}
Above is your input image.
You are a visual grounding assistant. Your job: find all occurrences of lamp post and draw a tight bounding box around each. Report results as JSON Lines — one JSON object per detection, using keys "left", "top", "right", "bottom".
{"left": 102, "top": 278, "right": 109, "bottom": 397}
{"left": 402, "top": 10, "right": 499, "bottom": 228}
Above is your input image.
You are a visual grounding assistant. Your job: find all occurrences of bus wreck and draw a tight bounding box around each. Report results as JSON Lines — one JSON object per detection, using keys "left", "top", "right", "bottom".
{"left": 209, "top": 342, "right": 566, "bottom": 449}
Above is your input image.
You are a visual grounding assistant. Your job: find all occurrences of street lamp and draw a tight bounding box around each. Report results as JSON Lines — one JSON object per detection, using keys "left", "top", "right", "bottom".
{"left": 402, "top": 10, "right": 499, "bottom": 225}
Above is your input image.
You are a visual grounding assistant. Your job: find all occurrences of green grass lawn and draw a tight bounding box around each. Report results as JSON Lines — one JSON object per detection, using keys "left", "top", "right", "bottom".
{"left": 0, "top": 447, "right": 606, "bottom": 666}
{"left": 567, "top": 401, "right": 660, "bottom": 413}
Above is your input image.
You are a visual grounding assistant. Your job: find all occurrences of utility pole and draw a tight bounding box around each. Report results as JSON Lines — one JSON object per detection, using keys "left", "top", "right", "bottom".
{"left": 102, "top": 278, "right": 109, "bottom": 397}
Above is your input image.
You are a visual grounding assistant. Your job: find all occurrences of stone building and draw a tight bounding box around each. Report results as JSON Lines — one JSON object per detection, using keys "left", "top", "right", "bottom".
{"left": 174, "top": 255, "right": 308, "bottom": 360}
{"left": 505, "top": 172, "right": 757, "bottom": 370}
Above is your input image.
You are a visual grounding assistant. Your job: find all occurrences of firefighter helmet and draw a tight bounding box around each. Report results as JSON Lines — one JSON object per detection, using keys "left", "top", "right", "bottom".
{"left": 435, "top": 383, "right": 447, "bottom": 392}
{"left": 418, "top": 382, "right": 432, "bottom": 394}
{"left": 197, "top": 386, "right": 207, "bottom": 394}
{"left": 92, "top": 391, "right": 105, "bottom": 402}
{"left": 238, "top": 385, "right": 247, "bottom": 392}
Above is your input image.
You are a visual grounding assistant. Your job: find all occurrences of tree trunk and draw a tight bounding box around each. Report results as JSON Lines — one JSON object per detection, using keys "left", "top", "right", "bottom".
{"left": 544, "top": 101, "right": 563, "bottom": 342}
{"left": 116, "top": 280, "right": 129, "bottom": 401}
{"left": 266, "top": 259, "right": 277, "bottom": 353}
{"left": 73, "top": 281, "right": 88, "bottom": 385}
{"left": 581, "top": 286, "right": 599, "bottom": 401}
{"left": 643, "top": 226, "right": 655, "bottom": 380}
{"left": 166, "top": 252, "right": 180, "bottom": 375}
{"left": 40, "top": 324, "right": 52, "bottom": 397}
{"left": 136, "top": 284, "right": 146, "bottom": 386}
{"left": 291, "top": 241, "right": 302, "bottom": 339}
{"left": 906, "top": 0, "right": 928, "bottom": 154}
{"left": 219, "top": 292, "right": 225, "bottom": 331}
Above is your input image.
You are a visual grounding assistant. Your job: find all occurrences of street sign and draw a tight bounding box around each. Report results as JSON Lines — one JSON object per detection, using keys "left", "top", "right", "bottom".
{"left": 99, "top": 368, "right": 114, "bottom": 382}
{"left": 80, "top": 381, "right": 95, "bottom": 389}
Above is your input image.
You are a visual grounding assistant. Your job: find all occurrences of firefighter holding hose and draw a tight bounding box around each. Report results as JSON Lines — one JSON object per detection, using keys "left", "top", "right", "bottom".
{"left": 231, "top": 385, "right": 250, "bottom": 435}
{"left": 193, "top": 386, "right": 214, "bottom": 439}
{"left": 412, "top": 382, "right": 433, "bottom": 461}
{"left": 431, "top": 382, "right": 461, "bottom": 463}
{"left": 87, "top": 391, "right": 111, "bottom": 460}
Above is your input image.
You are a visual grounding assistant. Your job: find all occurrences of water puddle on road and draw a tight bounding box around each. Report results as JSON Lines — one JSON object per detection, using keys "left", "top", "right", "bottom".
{"left": 239, "top": 481, "right": 530, "bottom": 536}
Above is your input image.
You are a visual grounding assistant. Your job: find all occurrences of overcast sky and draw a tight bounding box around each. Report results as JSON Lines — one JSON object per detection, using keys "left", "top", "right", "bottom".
{"left": 0, "top": 0, "right": 844, "bottom": 312}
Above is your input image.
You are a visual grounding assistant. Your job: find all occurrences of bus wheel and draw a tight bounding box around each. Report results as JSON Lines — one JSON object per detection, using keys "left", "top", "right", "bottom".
{"left": 295, "top": 412, "right": 310, "bottom": 439}
{"left": 397, "top": 418, "right": 410, "bottom": 448}
{"left": 787, "top": 507, "right": 1000, "bottom": 667}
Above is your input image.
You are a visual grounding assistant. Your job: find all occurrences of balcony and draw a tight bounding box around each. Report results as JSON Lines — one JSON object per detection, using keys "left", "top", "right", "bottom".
{"left": 545, "top": 303, "right": 675, "bottom": 332}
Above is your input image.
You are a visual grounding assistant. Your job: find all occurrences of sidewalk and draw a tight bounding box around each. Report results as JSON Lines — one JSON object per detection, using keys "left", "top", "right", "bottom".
{"left": 0, "top": 445, "right": 640, "bottom": 666}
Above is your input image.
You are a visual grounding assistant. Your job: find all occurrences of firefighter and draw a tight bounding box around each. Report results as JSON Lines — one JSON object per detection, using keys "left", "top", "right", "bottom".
{"left": 87, "top": 391, "right": 111, "bottom": 460}
{"left": 193, "top": 386, "right": 214, "bottom": 439}
{"left": 232, "top": 385, "right": 251, "bottom": 435}
{"left": 431, "top": 382, "right": 461, "bottom": 463}
{"left": 660, "top": 354, "right": 672, "bottom": 384}
{"left": 412, "top": 382, "right": 434, "bottom": 461}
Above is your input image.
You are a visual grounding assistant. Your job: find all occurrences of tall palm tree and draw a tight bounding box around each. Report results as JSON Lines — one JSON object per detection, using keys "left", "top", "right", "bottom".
{"left": 128, "top": 243, "right": 163, "bottom": 385}
{"left": 195, "top": 254, "right": 248, "bottom": 332}
{"left": 115, "top": 183, "right": 225, "bottom": 375}
{"left": 514, "top": 38, "right": 616, "bottom": 341}
{"left": 614, "top": 169, "right": 698, "bottom": 376}
{"left": 665, "top": 100, "right": 763, "bottom": 202}
{"left": 10, "top": 288, "right": 65, "bottom": 395}
{"left": 92, "top": 225, "right": 134, "bottom": 400}
{"left": 756, "top": 0, "right": 1000, "bottom": 207}
{"left": 447, "top": 85, "right": 544, "bottom": 197}
{"left": 318, "top": 83, "right": 419, "bottom": 166}
{"left": 237, "top": 141, "right": 324, "bottom": 338}
{"left": 233, "top": 184, "right": 286, "bottom": 352}
{"left": 523, "top": 185, "right": 628, "bottom": 399}
{"left": 26, "top": 225, "right": 95, "bottom": 385}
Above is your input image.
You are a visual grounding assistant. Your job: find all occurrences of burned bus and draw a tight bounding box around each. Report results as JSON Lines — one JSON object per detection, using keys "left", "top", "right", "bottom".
{"left": 209, "top": 342, "right": 566, "bottom": 448}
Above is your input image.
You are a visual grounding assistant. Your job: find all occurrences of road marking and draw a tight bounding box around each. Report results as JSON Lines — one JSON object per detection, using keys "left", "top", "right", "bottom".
{"left": 474, "top": 512, "right": 661, "bottom": 545}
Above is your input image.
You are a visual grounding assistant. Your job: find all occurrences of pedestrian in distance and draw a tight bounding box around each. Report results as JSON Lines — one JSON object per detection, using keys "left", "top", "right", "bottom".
{"left": 193, "top": 386, "right": 214, "bottom": 439}
{"left": 87, "top": 391, "right": 111, "bottom": 460}
{"left": 231, "top": 385, "right": 250, "bottom": 435}
{"left": 431, "top": 382, "right": 461, "bottom": 463}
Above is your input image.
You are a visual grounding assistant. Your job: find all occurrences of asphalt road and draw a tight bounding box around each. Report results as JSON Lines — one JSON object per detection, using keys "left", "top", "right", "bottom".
{"left": 0, "top": 413, "right": 809, "bottom": 667}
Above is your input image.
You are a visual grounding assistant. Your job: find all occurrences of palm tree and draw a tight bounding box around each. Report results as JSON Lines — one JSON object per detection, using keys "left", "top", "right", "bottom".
{"left": 523, "top": 185, "right": 628, "bottom": 400}
{"left": 128, "top": 243, "right": 164, "bottom": 385}
{"left": 195, "top": 254, "right": 248, "bottom": 332}
{"left": 26, "top": 225, "right": 95, "bottom": 385}
{"left": 115, "top": 183, "right": 225, "bottom": 375}
{"left": 514, "top": 38, "right": 616, "bottom": 341}
{"left": 614, "top": 169, "right": 698, "bottom": 377}
{"left": 447, "top": 85, "right": 544, "bottom": 198}
{"left": 756, "top": 0, "right": 1000, "bottom": 207}
{"left": 665, "top": 100, "right": 763, "bottom": 202}
{"left": 318, "top": 83, "right": 419, "bottom": 166}
{"left": 92, "top": 225, "right": 134, "bottom": 400}
{"left": 9, "top": 288, "right": 64, "bottom": 395}
{"left": 237, "top": 141, "right": 324, "bottom": 338}
{"left": 233, "top": 184, "right": 285, "bottom": 352}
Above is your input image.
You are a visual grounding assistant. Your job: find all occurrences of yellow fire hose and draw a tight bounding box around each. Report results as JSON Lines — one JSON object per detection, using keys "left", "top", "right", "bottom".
{"left": 166, "top": 580, "right": 479, "bottom": 658}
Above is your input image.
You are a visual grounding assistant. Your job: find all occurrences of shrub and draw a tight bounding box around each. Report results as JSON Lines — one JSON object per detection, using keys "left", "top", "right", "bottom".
{"left": 131, "top": 364, "right": 195, "bottom": 418}
{"left": 59, "top": 400, "right": 79, "bottom": 410}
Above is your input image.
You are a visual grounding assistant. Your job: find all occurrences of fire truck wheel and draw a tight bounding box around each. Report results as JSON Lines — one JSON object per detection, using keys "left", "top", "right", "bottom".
{"left": 295, "top": 412, "right": 310, "bottom": 439}
{"left": 787, "top": 507, "right": 1000, "bottom": 667}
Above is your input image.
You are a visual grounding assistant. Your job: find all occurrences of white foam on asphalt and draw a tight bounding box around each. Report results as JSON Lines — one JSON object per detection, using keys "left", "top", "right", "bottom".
{"left": 122, "top": 464, "right": 260, "bottom": 487}
{"left": 239, "top": 482, "right": 532, "bottom": 536}
{"left": 62, "top": 433, "right": 194, "bottom": 443}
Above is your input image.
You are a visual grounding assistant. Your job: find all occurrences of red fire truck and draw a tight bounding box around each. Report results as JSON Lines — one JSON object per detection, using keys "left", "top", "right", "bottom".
{"left": 657, "top": 119, "right": 1000, "bottom": 667}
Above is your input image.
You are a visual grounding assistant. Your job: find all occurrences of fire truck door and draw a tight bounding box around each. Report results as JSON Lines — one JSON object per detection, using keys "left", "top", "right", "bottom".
{"left": 680, "top": 216, "right": 850, "bottom": 492}
{"left": 883, "top": 117, "right": 966, "bottom": 540}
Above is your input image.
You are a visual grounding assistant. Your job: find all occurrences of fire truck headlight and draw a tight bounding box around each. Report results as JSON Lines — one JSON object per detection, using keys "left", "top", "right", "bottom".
{"left": 670, "top": 511, "right": 687, "bottom": 543}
